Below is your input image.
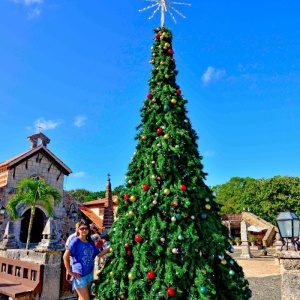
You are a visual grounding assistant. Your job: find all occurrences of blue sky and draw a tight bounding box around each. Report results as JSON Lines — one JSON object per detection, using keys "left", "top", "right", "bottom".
{"left": 1, "top": 0, "right": 299, "bottom": 192}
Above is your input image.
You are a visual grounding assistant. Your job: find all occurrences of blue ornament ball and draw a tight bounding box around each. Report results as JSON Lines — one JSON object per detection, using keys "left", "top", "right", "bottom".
{"left": 228, "top": 246, "right": 235, "bottom": 253}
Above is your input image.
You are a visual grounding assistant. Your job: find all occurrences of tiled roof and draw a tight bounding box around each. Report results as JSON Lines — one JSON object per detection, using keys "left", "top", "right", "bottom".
{"left": 83, "top": 196, "right": 118, "bottom": 206}
{"left": 0, "top": 145, "right": 72, "bottom": 175}
{"left": 0, "top": 151, "right": 30, "bottom": 168}
{"left": 78, "top": 205, "right": 103, "bottom": 230}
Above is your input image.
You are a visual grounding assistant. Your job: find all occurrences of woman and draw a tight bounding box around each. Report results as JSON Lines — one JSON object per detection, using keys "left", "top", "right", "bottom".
{"left": 63, "top": 220, "right": 110, "bottom": 300}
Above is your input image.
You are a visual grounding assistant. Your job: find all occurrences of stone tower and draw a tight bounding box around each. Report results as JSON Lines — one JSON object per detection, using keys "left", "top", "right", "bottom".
{"left": 102, "top": 175, "right": 115, "bottom": 233}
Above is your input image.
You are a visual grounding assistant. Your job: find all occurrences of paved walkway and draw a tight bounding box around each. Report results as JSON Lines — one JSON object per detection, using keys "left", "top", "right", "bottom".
{"left": 234, "top": 247, "right": 281, "bottom": 300}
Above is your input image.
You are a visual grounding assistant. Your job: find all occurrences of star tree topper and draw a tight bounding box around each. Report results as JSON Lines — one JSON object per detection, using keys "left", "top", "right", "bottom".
{"left": 139, "top": 0, "right": 191, "bottom": 27}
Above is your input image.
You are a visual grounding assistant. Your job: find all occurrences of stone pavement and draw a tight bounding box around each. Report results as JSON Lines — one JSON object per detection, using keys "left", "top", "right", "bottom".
{"left": 233, "top": 246, "right": 281, "bottom": 300}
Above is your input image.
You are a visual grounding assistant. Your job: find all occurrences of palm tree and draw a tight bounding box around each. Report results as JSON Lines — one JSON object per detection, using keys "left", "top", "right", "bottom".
{"left": 6, "top": 177, "right": 62, "bottom": 249}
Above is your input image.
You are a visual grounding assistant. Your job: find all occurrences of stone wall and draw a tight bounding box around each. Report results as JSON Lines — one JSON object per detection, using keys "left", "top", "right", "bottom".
{"left": 0, "top": 248, "right": 63, "bottom": 300}
{"left": 275, "top": 251, "right": 300, "bottom": 300}
{"left": 0, "top": 153, "right": 75, "bottom": 242}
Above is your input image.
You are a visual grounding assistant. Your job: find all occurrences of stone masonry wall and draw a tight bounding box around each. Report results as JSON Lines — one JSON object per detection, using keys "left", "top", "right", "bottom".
{"left": 0, "top": 248, "right": 63, "bottom": 300}
{"left": 0, "top": 153, "right": 68, "bottom": 241}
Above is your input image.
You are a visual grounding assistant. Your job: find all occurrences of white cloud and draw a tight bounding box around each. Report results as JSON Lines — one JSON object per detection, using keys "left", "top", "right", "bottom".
{"left": 202, "top": 67, "right": 226, "bottom": 85}
{"left": 204, "top": 150, "right": 215, "bottom": 157}
{"left": 28, "top": 7, "right": 41, "bottom": 18}
{"left": 74, "top": 115, "right": 87, "bottom": 127}
{"left": 34, "top": 118, "right": 62, "bottom": 131}
{"left": 11, "top": 0, "right": 43, "bottom": 5}
{"left": 72, "top": 172, "right": 87, "bottom": 178}
{"left": 10, "top": 0, "right": 43, "bottom": 18}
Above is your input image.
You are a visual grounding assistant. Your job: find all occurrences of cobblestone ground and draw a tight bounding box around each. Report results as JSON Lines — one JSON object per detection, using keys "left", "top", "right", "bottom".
{"left": 233, "top": 247, "right": 281, "bottom": 300}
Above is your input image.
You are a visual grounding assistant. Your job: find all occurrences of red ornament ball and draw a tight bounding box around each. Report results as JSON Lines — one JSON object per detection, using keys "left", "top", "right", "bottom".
{"left": 171, "top": 58, "right": 175, "bottom": 63}
{"left": 126, "top": 250, "right": 132, "bottom": 256}
{"left": 167, "top": 287, "right": 176, "bottom": 297}
{"left": 156, "top": 127, "right": 163, "bottom": 135}
{"left": 142, "top": 184, "right": 150, "bottom": 191}
{"left": 147, "top": 271, "right": 156, "bottom": 280}
{"left": 135, "top": 235, "right": 143, "bottom": 243}
{"left": 124, "top": 243, "right": 130, "bottom": 249}
{"left": 176, "top": 89, "right": 182, "bottom": 95}
{"left": 155, "top": 34, "right": 161, "bottom": 40}
{"left": 167, "top": 48, "right": 173, "bottom": 55}
{"left": 147, "top": 93, "right": 153, "bottom": 99}
{"left": 181, "top": 184, "right": 187, "bottom": 191}
{"left": 124, "top": 194, "right": 130, "bottom": 199}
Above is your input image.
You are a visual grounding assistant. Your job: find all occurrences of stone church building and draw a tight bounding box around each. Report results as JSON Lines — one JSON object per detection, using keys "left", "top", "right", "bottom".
{"left": 0, "top": 132, "right": 79, "bottom": 247}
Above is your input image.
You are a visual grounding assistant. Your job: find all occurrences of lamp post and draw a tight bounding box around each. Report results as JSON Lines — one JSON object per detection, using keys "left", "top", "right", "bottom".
{"left": 66, "top": 203, "right": 78, "bottom": 220}
{"left": 276, "top": 211, "right": 300, "bottom": 251}
{"left": 0, "top": 205, "right": 5, "bottom": 215}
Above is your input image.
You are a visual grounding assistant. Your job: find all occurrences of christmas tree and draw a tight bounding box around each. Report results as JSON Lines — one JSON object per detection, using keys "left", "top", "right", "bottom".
{"left": 96, "top": 4, "right": 251, "bottom": 300}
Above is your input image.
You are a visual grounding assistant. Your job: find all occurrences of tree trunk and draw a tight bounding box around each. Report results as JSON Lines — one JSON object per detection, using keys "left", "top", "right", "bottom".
{"left": 26, "top": 207, "right": 35, "bottom": 250}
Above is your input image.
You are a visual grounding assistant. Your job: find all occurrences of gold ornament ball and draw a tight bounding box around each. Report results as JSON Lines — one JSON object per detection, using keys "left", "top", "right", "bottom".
{"left": 151, "top": 175, "right": 156, "bottom": 179}
{"left": 164, "top": 188, "right": 170, "bottom": 195}
{"left": 130, "top": 195, "right": 136, "bottom": 202}
{"left": 128, "top": 273, "right": 134, "bottom": 280}
{"left": 221, "top": 259, "right": 227, "bottom": 265}
{"left": 165, "top": 42, "right": 170, "bottom": 47}
{"left": 109, "top": 248, "right": 114, "bottom": 253}
{"left": 128, "top": 180, "right": 132, "bottom": 184}
{"left": 142, "top": 136, "right": 146, "bottom": 140}
{"left": 152, "top": 98, "right": 156, "bottom": 103}
{"left": 164, "top": 134, "right": 170, "bottom": 139}
{"left": 165, "top": 74, "right": 169, "bottom": 79}
{"left": 171, "top": 98, "right": 177, "bottom": 104}
{"left": 120, "top": 295, "right": 125, "bottom": 299}
{"left": 110, "top": 271, "right": 115, "bottom": 277}
{"left": 113, "top": 196, "right": 119, "bottom": 204}
{"left": 205, "top": 204, "right": 211, "bottom": 210}
{"left": 128, "top": 211, "right": 135, "bottom": 217}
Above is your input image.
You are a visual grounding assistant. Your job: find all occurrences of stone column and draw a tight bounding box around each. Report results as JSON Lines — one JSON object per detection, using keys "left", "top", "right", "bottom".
{"left": 0, "top": 220, "right": 19, "bottom": 249}
{"left": 240, "top": 220, "right": 253, "bottom": 258}
{"left": 275, "top": 251, "right": 300, "bottom": 300}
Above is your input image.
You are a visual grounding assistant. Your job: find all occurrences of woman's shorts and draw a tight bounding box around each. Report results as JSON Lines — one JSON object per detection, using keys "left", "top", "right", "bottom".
{"left": 73, "top": 271, "right": 94, "bottom": 289}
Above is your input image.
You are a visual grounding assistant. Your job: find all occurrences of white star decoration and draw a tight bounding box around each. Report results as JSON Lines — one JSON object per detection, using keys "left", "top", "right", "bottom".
{"left": 139, "top": 0, "right": 191, "bottom": 27}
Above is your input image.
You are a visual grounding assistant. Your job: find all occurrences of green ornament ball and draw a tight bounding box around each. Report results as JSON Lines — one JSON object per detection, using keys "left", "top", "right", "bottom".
{"left": 200, "top": 286, "right": 208, "bottom": 294}
{"left": 175, "top": 214, "right": 182, "bottom": 220}
{"left": 201, "top": 213, "right": 207, "bottom": 219}
{"left": 184, "top": 200, "right": 191, "bottom": 207}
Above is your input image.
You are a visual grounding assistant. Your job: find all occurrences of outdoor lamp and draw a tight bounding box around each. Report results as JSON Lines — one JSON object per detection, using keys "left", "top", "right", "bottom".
{"left": 276, "top": 211, "right": 300, "bottom": 250}
{"left": 66, "top": 203, "right": 78, "bottom": 219}
{"left": 0, "top": 205, "right": 5, "bottom": 215}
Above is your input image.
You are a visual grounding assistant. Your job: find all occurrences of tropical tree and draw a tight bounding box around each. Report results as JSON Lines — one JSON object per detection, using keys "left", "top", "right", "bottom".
{"left": 6, "top": 177, "right": 62, "bottom": 249}
{"left": 212, "top": 176, "right": 300, "bottom": 225}
{"left": 211, "top": 177, "right": 257, "bottom": 214}
{"left": 67, "top": 188, "right": 92, "bottom": 202}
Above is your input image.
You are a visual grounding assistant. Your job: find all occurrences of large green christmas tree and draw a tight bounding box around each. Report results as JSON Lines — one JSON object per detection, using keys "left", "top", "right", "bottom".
{"left": 96, "top": 25, "right": 251, "bottom": 300}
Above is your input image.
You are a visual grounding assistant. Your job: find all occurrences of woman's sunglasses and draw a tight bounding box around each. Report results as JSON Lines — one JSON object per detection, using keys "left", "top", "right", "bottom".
{"left": 79, "top": 227, "right": 89, "bottom": 231}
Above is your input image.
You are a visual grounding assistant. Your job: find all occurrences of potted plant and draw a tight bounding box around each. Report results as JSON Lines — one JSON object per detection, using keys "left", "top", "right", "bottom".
{"left": 234, "top": 237, "right": 241, "bottom": 245}
{"left": 249, "top": 236, "right": 255, "bottom": 246}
